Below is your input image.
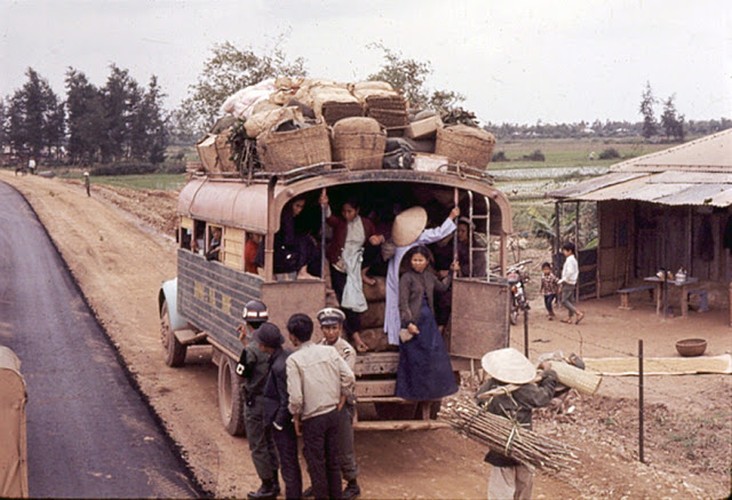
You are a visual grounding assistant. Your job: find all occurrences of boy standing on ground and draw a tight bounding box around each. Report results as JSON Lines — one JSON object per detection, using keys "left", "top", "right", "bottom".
{"left": 286, "top": 313, "right": 355, "bottom": 499}
{"left": 540, "top": 262, "right": 559, "bottom": 320}
{"left": 558, "top": 242, "right": 585, "bottom": 324}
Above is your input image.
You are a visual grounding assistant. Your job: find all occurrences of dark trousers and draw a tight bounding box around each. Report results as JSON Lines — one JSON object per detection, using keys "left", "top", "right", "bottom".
{"left": 245, "top": 398, "right": 279, "bottom": 483}
{"left": 330, "top": 266, "right": 362, "bottom": 339}
{"left": 337, "top": 404, "right": 358, "bottom": 482}
{"left": 272, "top": 424, "right": 303, "bottom": 499}
{"left": 302, "top": 409, "right": 342, "bottom": 499}
{"left": 543, "top": 293, "right": 556, "bottom": 315}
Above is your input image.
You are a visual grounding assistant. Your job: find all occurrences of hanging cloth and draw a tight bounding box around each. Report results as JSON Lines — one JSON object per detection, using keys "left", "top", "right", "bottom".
{"left": 341, "top": 216, "right": 368, "bottom": 313}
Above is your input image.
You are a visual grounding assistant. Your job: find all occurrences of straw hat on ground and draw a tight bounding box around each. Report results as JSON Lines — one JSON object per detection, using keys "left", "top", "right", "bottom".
{"left": 392, "top": 206, "right": 428, "bottom": 246}
{"left": 481, "top": 347, "right": 536, "bottom": 384}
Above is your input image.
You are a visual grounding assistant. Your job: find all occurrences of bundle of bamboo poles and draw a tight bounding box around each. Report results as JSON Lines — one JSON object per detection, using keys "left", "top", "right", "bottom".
{"left": 438, "top": 399, "right": 579, "bottom": 472}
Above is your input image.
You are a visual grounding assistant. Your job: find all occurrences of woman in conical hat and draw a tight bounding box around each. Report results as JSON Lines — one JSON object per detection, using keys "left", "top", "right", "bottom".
{"left": 383, "top": 205, "right": 460, "bottom": 346}
{"left": 476, "top": 347, "right": 558, "bottom": 499}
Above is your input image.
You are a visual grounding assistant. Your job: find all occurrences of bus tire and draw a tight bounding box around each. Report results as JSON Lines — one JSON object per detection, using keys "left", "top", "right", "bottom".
{"left": 217, "top": 355, "right": 247, "bottom": 437}
{"left": 161, "top": 300, "right": 186, "bottom": 367}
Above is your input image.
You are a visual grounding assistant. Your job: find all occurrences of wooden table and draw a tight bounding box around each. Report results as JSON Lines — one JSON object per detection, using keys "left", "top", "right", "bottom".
{"left": 644, "top": 276, "right": 699, "bottom": 318}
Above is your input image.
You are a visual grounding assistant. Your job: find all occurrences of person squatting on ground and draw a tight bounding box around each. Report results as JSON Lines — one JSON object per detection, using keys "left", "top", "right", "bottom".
{"left": 316, "top": 307, "right": 361, "bottom": 499}
{"left": 476, "top": 347, "right": 558, "bottom": 500}
{"left": 383, "top": 205, "right": 459, "bottom": 345}
{"left": 236, "top": 300, "right": 281, "bottom": 500}
{"left": 558, "top": 242, "right": 584, "bottom": 324}
{"left": 260, "top": 322, "right": 303, "bottom": 500}
{"left": 321, "top": 192, "right": 383, "bottom": 353}
{"left": 540, "top": 261, "right": 559, "bottom": 320}
{"left": 286, "top": 313, "right": 355, "bottom": 499}
{"left": 396, "top": 245, "right": 459, "bottom": 401}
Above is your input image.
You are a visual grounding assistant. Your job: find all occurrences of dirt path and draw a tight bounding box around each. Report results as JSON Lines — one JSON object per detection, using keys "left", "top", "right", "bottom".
{"left": 2, "top": 170, "right": 730, "bottom": 499}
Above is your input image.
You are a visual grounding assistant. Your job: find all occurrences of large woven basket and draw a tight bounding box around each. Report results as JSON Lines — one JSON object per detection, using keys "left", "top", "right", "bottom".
{"left": 256, "top": 121, "right": 332, "bottom": 172}
{"left": 435, "top": 125, "right": 496, "bottom": 169}
{"left": 331, "top": 117, "right": 386, "bottom": 171}
{"left": 214, "top": 128, "right": 237, "bottom": 172}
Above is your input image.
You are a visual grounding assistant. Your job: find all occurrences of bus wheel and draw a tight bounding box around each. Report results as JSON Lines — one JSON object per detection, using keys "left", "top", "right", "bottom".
{"left": 160, "top": 300, "right": 186, "bottom": 367}
{"left": 373, "top": 401, "right": 418, "bottom": 420}
{"left": 217, "top": 355, "right": 247, "bottom": 436}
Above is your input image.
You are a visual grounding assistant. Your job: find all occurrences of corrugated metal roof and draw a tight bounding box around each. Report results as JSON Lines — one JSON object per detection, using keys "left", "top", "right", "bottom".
{"left": 612, "top": 129, "right": 732, "bottom": 172}
{"left": 549, "top": 130, "right": 732, "bottom": 207}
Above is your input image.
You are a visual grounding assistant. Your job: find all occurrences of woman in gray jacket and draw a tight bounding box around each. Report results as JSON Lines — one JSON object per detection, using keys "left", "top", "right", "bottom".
{"left": 396, "top": 245, "right": 459, "bottom": 401}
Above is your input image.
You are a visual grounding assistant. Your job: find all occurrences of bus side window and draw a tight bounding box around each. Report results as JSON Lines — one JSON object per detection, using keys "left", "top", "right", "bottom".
{"left": 206, "top": 226, "right": 223, "bottom": 261}
{"left": 192, "top": 220, "right": 206, "bottom": 255}
{"left": 245, "top": 233, "right": 263, "bottom": 275}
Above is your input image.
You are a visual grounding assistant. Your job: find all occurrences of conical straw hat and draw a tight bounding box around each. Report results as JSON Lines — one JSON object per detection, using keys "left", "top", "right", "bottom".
{"left": 481, "top": 347, "right": 536, "bottom": 384}
{"left": 392, "top": 206, "right": 428, "bottom": 246}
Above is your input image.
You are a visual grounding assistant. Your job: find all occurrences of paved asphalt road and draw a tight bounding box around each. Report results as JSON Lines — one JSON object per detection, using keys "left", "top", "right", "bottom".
{"left": 0, "top": 181, "right": 200, "bottom": 498}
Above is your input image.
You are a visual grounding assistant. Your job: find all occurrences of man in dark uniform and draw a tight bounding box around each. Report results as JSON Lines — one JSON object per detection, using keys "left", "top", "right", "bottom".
{"left": 476, "top": 347, "right": 557, "bottom": 499}
{"left": 237, "top": 300, "right": 280, "bottom": 500}
{"left": 286, "top": 313, "right": 355, "bottom": 500}
{"left": 260, "top": 322, "right": 303, "bottom": 500}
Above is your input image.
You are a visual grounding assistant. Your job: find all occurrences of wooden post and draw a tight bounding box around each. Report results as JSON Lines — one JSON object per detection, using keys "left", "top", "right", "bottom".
{"left": 575, "top": 201, "right": 580, "bottom": 302}
{"left": 638, "top": 339, "right": 645, "bottom": 463}
{"left": 523, "top": 308, "right": 529, "bottom": 358}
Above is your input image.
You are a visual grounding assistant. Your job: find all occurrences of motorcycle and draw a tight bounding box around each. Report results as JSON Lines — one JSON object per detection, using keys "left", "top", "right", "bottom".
{"left": 506, "top": 259, "right": 531, "bottom": 325}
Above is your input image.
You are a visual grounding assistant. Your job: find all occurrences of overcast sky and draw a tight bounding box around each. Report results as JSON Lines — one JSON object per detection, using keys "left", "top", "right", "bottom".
{"left": 1, "top": 0, "right": 730, "bottom": 124}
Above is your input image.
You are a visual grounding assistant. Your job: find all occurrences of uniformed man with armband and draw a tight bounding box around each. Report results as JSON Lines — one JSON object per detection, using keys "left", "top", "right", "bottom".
{"left": 237, "top": 300, "right": 280, "bottom": 500}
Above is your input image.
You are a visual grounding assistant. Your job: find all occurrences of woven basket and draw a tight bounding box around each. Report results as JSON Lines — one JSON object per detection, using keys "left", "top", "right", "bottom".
{"left": 214, "top": 128, "right": 237, "bottom": 172}
{"left": 435, "top": 125, "right": 496, "bottom": 169}
{"left": 256, "top": 121, "right": 331, "bottom": 172}
{"left": 332, "top": 118, "right": 386, "bottom": 171}
{"left": 552, "top": 361, "right": 602, "bottom": 395}
{"left": 196, "top": 134, "right": 218, "bottom": 171}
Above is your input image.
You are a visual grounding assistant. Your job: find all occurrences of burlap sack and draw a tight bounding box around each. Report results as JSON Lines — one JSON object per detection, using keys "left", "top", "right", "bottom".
{"left": 363, "top": 276, "right": 387, "bottom": 302}
{"left": 252, "top": 99, "right": 281, "bottom": 115}
{"left": 333, "top": 116, "right": 382, "bottom": 134}
{"left": 360, "top": 301, "right": 386, "bottom": 329}
{"left": 245, "top": 106, "right": 304, "bottom": 138}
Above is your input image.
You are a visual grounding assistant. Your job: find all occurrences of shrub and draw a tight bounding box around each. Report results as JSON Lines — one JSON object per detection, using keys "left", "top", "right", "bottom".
{"left": 492, "top": 151, "right": 509, "bottom": 162}
{"left": 599, "top": 147, "right": 621, "bottom": 160}
{"left": 90, "top": 163, "right": 157, "bottom": 176}
{"left": 521, "top": 149, "right": 545, "bottom": 162}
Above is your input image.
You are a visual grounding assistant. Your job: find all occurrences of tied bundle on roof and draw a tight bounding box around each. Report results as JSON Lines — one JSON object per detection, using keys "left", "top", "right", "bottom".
{"left": 438, "top": 399, "right": 579, "bottom": 472}
{"left": 435, "top": 125, "right": 496, "bottom": 169}
{"left": 331, "top": 117, "right": 386, "bottom": 171}
{"left": 352, "top": 81, "right": 408, "bottom": 129}
{"left": 296, "top": 80, "right": 363, "bottom": 125}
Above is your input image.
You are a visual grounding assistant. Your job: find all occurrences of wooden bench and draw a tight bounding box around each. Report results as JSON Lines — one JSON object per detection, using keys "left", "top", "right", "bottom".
{"left": 616, "top": 284, "right": 655, "bottom": 310}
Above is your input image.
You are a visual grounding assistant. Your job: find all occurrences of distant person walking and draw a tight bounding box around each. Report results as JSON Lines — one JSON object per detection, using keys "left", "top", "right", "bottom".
{"left": 83, "top": 172, "right": 91, "bottom": 197}
{"left": 27, "top": 158, "right": 36, "bottom": 175}
{"left": 558, "top": 242, "right": 584, "bottom": 324}
{"left": 539, "top": 262, "right": 559, "bottom": 320}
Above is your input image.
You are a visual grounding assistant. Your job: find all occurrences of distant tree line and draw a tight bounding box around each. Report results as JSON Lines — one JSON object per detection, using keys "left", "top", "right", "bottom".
{"left": 1, "top": 65, "right": 168, "bottom": 167}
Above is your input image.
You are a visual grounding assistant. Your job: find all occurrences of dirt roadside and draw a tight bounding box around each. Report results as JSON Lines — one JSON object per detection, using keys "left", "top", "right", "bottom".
{"left": 2, "top": 171, "right": 730, "bottom": 499}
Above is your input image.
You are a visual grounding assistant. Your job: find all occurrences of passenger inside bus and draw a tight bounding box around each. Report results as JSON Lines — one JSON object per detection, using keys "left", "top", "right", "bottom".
{"left": 206, "top": 226, "right": 222, "bottom": 261}
{"left": 191, "top": 220, "right": 206, "bottom": 255}
{"left": 456, "top": 217, "right": 488, "bottom": 278}
{"left": 244, "top": 233, "right": 262, "bottom": 274}
{"left": 257, "top": 196, "right": 321, "bottom": 279}
{"left": 320, "top": 192, "right": 384, "bottom": 353}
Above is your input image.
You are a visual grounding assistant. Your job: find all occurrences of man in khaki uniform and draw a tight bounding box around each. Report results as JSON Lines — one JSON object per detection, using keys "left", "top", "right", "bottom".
{"left": 286, "top": 313, "right": 355, "bottom": 500}
{"left": 316, "top": 307, "right": 360, "bottom": 499}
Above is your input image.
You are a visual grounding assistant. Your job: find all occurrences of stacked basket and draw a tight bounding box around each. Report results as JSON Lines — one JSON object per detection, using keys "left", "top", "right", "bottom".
{"left": 435, "top": 124, "right": 496, "bottom": 169}
{"left": 331, "top": 117, "right": 386, "bottom": 171}
{"left": 256, "top": 120, "right": 332, "bottom": 172}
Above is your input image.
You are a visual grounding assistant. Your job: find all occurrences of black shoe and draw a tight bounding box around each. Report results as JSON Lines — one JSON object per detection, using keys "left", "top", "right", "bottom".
{"left": 343, "top": 479, "right": 361, "bottom": 500}
{"left": 247, "top": 480, "right": 278, "bottom": 500}
{"left": 302, "top": 485, "right": 313, "bottom": 498}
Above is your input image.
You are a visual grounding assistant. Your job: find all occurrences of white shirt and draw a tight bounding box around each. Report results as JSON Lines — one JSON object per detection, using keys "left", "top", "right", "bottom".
{"left": 559, "top": 254, "right": 579, "bottom": 285}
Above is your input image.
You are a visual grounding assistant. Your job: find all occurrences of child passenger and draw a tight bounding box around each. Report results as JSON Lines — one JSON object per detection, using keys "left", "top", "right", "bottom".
{"left": 540, "top": 262, "right": 559, "bottom": 320}
{"left": 320, "top": 192, "right": 384, "bottom": 353}
{"left": 395, "top": 245, "right": 459, "bottom": 401}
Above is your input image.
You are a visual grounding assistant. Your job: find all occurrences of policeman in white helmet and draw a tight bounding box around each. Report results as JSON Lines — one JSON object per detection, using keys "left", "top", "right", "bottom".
{"left": 236, "top": 299, "right": 281, "bottom": 499}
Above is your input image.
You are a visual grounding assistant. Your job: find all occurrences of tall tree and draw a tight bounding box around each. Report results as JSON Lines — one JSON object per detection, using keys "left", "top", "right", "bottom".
{"left": 100, "top": 64, "right": 141, "bottom": 162}
{"left": 639, "top": 81, "right": 657, "bottom": 140}
{"left": 65, "top": 68, "right": 106, "bottom": 163}
{"left": 661, "top": 94, "right": 685, "bottom": 142}
{"left": 182, "top": 41, "right": 306, "bottom": 132}
{"left": 6, "top": 67, "right": 64, "bottom": 158}
{"left": 0, "top": 98, "right": 8, "bottom": 149}
{"left": 130, "top": 75, "right": 168, "bottom": 164}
